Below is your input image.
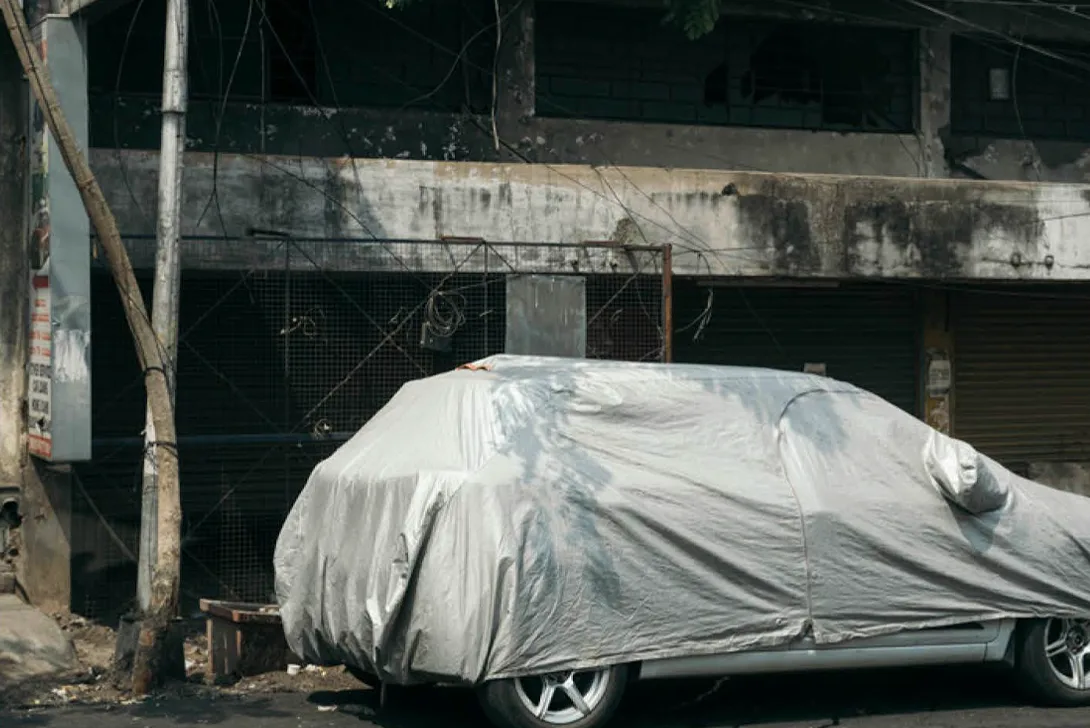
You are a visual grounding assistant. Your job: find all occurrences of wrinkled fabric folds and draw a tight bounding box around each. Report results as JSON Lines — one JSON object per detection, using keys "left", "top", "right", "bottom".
{"left": 274, "top": 356, "right": 1090, "bottom": 685}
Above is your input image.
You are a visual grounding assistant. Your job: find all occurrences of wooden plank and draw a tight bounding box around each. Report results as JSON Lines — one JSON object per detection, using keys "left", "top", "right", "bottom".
{"left": 200, "top": 599, "right": 282, "bottom": 625}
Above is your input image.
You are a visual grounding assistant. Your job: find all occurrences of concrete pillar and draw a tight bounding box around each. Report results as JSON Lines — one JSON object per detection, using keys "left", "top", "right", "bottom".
{"left": 14, "top": 12, "right": 93, "bottom": 611}
{"left": 0, "top": 9, "right": 28, "bottom": 496}
{"left": 921, "top": 290, "right": 954, "bottom": 436}
{"left": 495, "top": 0, "right": 534, "bottom": 157}
{"left": 919, "top": 28, "right": 952, "bottom": 179}
{"left": 0, "top": 3, "right": 29, "bottom": 599}
{"left": 17, "top": 465, "right": 72, "bottom": 611}
{"left": 27, "top": 15, "right": 92, "bottom": 462}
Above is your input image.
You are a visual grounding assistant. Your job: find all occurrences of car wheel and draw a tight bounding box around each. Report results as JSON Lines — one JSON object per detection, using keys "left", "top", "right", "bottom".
{"left": 477, "top": 665, "right": 628, "bottom": 728}
{"left": 1017, "top": 618, "right": 1090, "bottom": 706}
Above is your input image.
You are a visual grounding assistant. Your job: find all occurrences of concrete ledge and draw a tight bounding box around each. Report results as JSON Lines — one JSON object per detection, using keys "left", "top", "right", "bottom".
{"left": 92, "top": 151, "right": 1090, "bottom": 281}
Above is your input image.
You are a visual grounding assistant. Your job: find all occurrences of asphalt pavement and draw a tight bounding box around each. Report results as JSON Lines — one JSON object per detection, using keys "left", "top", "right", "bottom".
{"left": 5, "top": 666, "right": 1090, "bottom": 728}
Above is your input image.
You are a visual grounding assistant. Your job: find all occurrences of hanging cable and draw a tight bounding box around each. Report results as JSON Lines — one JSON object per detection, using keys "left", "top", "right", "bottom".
{"left": 424, "top": 289, "right": 467, "bottom": 338}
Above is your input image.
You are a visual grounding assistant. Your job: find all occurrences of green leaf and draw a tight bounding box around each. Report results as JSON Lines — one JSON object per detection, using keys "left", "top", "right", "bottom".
{"left": 662, "top": 0, "right": 722, "bottom": 39}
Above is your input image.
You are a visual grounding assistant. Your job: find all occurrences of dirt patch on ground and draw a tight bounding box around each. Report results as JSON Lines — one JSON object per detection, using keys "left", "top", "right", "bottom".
{"left": 1, "top": 613, "right": 365, "bottom": 710}
{"left": 230, "top": 665, "right": 362, "bottom": 694}
{"left": 54, "top": 613, "right": 118, "bottom": 674}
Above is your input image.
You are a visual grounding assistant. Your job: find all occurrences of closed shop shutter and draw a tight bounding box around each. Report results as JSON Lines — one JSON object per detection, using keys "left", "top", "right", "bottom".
{"left": 673, "top": 282, "right": 921, "bottom": 415}
{"left": 954, "top": 288, "right": 1090, "bottom": 467}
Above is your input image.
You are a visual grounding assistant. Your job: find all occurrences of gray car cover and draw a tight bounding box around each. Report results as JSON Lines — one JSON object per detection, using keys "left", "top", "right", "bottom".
{"left": 274, "top": 355, "right": 1090, "bottom": 684}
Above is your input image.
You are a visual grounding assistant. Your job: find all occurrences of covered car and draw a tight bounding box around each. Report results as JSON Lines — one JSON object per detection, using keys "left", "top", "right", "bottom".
{"left": 274, "top": 355, "right": 1090, "bottom": 690}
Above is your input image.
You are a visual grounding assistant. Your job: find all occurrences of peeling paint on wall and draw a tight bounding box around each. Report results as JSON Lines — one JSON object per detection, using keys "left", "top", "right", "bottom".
{"left": 91, "top": 150, "right": 1090, "bottom": 281}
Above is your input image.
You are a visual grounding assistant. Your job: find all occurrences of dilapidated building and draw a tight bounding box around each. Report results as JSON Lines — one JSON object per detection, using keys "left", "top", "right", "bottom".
{"left": 4, "top": 0, "right": 1090, "bottom": 616}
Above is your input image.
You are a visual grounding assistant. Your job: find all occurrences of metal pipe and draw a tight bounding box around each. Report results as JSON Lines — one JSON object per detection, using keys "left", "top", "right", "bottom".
{"left": 137, "top": 0, "right": 189, "bottom": 614}
{"left": 95, "top": 433, "right": 355, "bottom": 449}
{"left": 662, "top": 243, "right": 673, "bottom": 363}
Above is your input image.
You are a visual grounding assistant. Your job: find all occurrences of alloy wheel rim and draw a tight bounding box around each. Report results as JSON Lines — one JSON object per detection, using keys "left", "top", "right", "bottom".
{"left": 1045, "top": 617, "right": 1090, "bottom": 690}
{"left": 514, "top": 668, "right": 611, "bottom": 725}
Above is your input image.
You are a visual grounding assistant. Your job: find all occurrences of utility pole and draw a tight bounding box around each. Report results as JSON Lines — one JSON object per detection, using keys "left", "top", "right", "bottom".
{"left": 0, "top": 0, "right": 181, "bottom": 693}
{"left": 137, "top": 0, "right": 188, "bottom": 617}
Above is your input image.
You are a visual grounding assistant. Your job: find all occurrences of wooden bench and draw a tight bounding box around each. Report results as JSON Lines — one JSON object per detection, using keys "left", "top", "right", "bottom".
{"left": 199, "top": 599, "right": 294, "bottom": 680}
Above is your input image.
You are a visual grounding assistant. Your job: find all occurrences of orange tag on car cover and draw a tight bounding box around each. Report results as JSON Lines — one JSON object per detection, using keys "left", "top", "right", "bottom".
{"left": 457, "top": 363, "right": 491, "bottom": 371}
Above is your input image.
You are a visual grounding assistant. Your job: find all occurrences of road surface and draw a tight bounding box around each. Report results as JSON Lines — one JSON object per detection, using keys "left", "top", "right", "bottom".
{"left": 4, "top": 666, "right": 1090, "bottom": 728}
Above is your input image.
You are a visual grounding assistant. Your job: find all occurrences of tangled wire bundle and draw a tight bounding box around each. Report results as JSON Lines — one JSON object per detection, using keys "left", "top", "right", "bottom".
{"left": 424, "top": 289, "right": 467, "bottom": 337}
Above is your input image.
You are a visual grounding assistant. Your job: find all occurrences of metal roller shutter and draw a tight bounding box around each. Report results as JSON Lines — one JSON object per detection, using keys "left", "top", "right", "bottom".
{"left": 954, "top": 288, "right": 1090, "bottom": 467}
{"left": 673, "top": 282, "right": 921, "bottom": 415}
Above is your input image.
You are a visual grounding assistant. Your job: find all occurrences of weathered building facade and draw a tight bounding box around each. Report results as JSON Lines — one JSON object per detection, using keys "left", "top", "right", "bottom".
{"left": 6, "top": 0, "right": 1090, "bottom": 614}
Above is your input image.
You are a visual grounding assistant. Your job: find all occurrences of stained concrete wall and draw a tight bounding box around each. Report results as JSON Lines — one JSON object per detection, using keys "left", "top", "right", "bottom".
{"left": 81, "top": 0, "right": 1090, "bottom": 185}
{"left": 1, "top": 8, "right": 75, "bottom": 613}
{"left": 92, "top": 149, "right": 1090, "bottom": 281}
{"left": 16, "top": 465, "right": 71, "bottom": 613}
{"left": 12, "top": 14, "right": 87, "bottom": 612}
{"left": 0, "top": 30, "right": 26, "bottom": 492}
{"left": 32, "top": 16, "right": 92, "bottom": 464}
{"left": 1028, "top": 463, "right": 1090, "bottom": 499}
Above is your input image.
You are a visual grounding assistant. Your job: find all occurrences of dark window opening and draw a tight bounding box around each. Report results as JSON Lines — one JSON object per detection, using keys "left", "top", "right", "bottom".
{"left": 951, "top": 35, "right": 1090, "bottom": 142}
{"left": 725, "top": 25, "right": 909, "bottom": 130}
{"left": 264, "top": 0, "right": 319, "bottom": 103}
{"left": 536, "top": 3, "right": 916, "bottom": 134}
{"left": 187, "top": 0, "right": 264, "bottom": 101}
{"left": 87, "top": 2, "right": 165, "bottom": 97}
{"left": 89, "top": 0, "right": 494, "bottom": 111}
{"left": 310, "top": 0, "right": 496, "bottom": 113}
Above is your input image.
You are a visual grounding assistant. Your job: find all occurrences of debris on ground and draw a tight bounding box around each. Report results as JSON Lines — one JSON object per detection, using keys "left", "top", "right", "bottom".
{"left": 0, "top": 596, "right": 80, "bottom": 706}
{"left": 53, "top": 612, "right": 118, "bottom": 673}
{"left": 0, "top": 610, "right": 365, "bottom": 711}
{"left": 226, "top": 663, "right": 361, "bottom": 695}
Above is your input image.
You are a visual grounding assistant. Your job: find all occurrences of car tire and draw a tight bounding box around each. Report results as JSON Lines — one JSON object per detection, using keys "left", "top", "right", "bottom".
{"left": 1016, "top": 618, "right": 1090, "bottom": 706}
{"left": 477, "top": 665, "right": 628, "bottom": 728}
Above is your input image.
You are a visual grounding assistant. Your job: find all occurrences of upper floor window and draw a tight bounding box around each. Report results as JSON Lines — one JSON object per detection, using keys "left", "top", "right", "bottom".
{"left": 951, "top": 35, "right": 1090, "bottom": 142}
{"left": 535, "top": 3, "right": 917, "bottom": 134}
{"left": 90, "top": 0, "right": 495, "bottom": 112}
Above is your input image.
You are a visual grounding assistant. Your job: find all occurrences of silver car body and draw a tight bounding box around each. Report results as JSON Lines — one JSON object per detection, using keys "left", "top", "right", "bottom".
{"left": 637, "top": 619, "right": 1017, "bottom": 680}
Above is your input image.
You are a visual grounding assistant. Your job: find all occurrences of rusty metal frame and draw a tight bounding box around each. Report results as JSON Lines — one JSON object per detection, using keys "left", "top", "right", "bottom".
{"left": 662, "top": 244, "right": 673, "bottom": 363}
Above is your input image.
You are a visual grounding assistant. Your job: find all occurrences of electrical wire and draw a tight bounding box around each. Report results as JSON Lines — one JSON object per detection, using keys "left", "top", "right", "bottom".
{"left": 348, "top": 0, "right": 777, "bottom": 248}
{"left": 424, "top": 289, "right": 467, "bottom": 337}
{"left": 898, "top": 0, "right": 1090, "bottom": 74}
{"left": 194, "top": 0, "right": 255, "bottom": 235}
{"left": 11, "top": 0, "right": 183, "bottom": 395}
{"left": 82, "top": 0, "right": 1090, "bottom": 578}
{"left": 113, "top": 0, "right": 153, "bottom": 230}
{"left": 101, "top": 0, "right": 1090, "bottom": 275}
{"left": 246, "top": 0, "right": 458, "bottom": 291}
{"left": 1010, "top": 22, "right": 1044, "bottom": 182}
{"left": 106, "top": 4, "right": 1090, "bottom": 341}
{"left": 104, "top": 0, "right": 810, "bottom": 261}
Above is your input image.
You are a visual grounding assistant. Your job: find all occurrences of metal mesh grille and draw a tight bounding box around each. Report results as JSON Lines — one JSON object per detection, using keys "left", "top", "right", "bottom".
{"left": 587, "top": 274, "right": 665, "bottom": 362}
{"left": 536, "top": 4, "right": 916, "bottom": 133}
{"left": 74, "top": 238, "right": 670, "bottom": 619}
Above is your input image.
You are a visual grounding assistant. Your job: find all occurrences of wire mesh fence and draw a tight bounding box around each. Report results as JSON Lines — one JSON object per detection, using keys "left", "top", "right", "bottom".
{"left": 73, "top": 238, "right": 671, "bottom": 619}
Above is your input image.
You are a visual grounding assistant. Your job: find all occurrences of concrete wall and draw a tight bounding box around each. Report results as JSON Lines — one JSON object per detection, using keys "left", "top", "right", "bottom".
{"left": 16, "top": 465, "right": 71, "bottom": 613}
{"left": 1, "top": 7, "right": 75, "bottom": 612}
{"left": 1028, "top": 463, "right": 1090, "bottom": 498}
{"left": 12, "top": 13, "right": 88, "bottom": 611}
{"left": 80, "top": 0, "right": 1090, "bottom": 186}
{"left": 93, "top": 149, "right": 1090, "bottom": 281}
{"left": 30, "top": 16, "right": 92, "bottom": 464}
{"left": 0, "top": 30, "right": 26, "bottom": 492}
